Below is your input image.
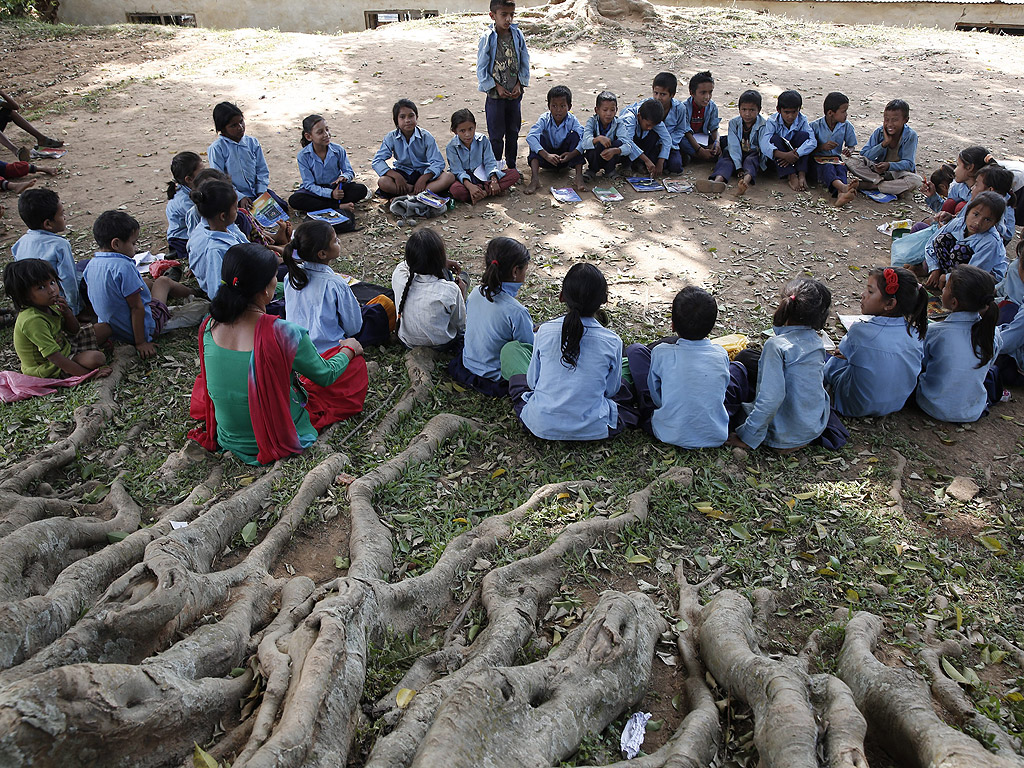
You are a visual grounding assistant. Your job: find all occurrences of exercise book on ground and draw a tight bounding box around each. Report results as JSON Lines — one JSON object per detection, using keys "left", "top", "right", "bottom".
{"left": 307, "top": 209, "right": 351, "bottom": 224}
{"left": 592, "top": 186, "right": 623, "bottom": 202}
{"left": 416, "top": 190, "right": 450, "bottom": 209}
{"left": 551, "top": 186, "right": 583, "bottom": 203}
{"left": 626, "top": 177, "right": 662, "bottom": 192}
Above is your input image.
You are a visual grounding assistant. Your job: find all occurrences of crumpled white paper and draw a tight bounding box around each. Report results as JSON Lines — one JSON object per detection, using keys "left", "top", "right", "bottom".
{"left": 619, "top": 711, "right": 652, "bottom": 759}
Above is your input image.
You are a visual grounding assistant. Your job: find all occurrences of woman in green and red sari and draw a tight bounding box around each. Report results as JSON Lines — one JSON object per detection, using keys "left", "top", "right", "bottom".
{"left": 189, "top": 242, "right": 368, "bottom": 465}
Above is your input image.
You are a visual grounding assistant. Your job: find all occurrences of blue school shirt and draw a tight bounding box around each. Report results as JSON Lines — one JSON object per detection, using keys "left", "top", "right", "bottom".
{"left": 648, "top": 339, "right": 730, "bottom": 449}
{"left": 463, "top": 283, "right": 533, "bottom": 381}
{"left": 580, "top": 115, "right": 637, "bottom": 158}
{"left": 12, "top": 229, "right": 81, "bottom": 315}
{"left": 83, "top": 251, "right": 154, "bottom": 343}
{"left": 924, "top": 218, "right": 1006, "bottom": 280}
{"left": 445, "top": 133, "right": 504, "bottom": 184}
{"left": 679, "top": 97, "right": 720, "bottom": 139}
{"left": 758, "top": 113, "right": 817, "bottom": 159}
{"left": 809, "top": 116, "right": 857, "bottom": 158}
{"left": 735, "top": 326, "right": 829, "bottom": 450}
{"left": 297, "top": 142, "right": 356, "bottom": 198}
{"left": 166, "top": 184, "right": 193, "bottom": 241}
{"left": 997, "top": 302, "right": 1024, "bottom": 372}
{"left": 283, "top": 262, "right": 363, "bottom": 354}
{"left": 618, "top": 103, "right": 673, "bottom": 161}
{"left": 525, "top": 112, "right": 585, "bottom": 155}
{"left": 917, "top": 311, "right": 995, "bottom": 422}
{"left": 477, "top": 24, "right": 530, "bottom": 92}
{"left": 997, "top": 259, "right": 1024, "bottom": 304}
{"left": 187, "top": 223, "right": 249, "bottom": 299}
{"left": 726, "top": 114, "right": 768, "bottom": 171}
{"left": 519, "top": 316, "right": 622, "bottom": 441}
{"left": 660, "top": 98, "right": 688, "bottom": 147}
{"left": 949, "top": 192, "right": 1016, "bottom": 244}
{"left": 372, "top": 127, "right": 446, "bottom": 178}
{"left": 948, "top": 181, "right": 971, "bottom": 204}
{"left": 208, "top": 134, "right": 271, "bottom": 201}
{"left": 823, "top": 316, "right": 923, "bottom": 418}
{"left": 860, "top": 125, "right": 919, "bottom": 174}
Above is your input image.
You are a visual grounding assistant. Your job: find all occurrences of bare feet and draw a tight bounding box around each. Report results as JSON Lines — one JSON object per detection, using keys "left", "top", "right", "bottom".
{"left": 736, "top": 175, "right": 750, "bottom": 196}
{"left": 835, "top": 189, "right": 856, "bottom": 207}
{"left": 787, "top": 174, "right": 802, "bottom": 192}
{"left": 39, "top": 165, "right": 59, "bottom": 176}
{"left": 7, "top": 179, "right": 36, "bottom": 193}
{"left": 797, "top": 172, "right": 808, "bottom": 191}
{"left": 523, "top": 178, "right": 539, "bottom": 195}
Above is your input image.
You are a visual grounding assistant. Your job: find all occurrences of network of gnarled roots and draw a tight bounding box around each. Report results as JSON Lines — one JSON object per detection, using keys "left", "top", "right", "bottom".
{"left": 1, "top": 344, "right": 1021, "bottom": 768}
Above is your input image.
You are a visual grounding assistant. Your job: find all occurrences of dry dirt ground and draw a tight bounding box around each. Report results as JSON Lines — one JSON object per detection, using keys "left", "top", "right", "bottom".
{"left": 2, "top": 7, "right": 1024, "bottom": 766}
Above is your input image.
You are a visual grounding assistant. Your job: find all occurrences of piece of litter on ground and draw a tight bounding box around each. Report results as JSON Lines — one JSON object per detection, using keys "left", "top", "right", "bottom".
{"left": 170, "top": 521, "right": 188, "bottom": 530}
{"left": 620, "top": 711, "right": 651, "bottom": 759}
{"left": 946, "top": 476, "right": 980, "bottom": 502}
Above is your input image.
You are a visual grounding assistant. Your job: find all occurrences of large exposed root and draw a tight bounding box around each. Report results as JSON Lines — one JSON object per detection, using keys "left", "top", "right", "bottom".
{"left": 520, "top": 0, "right": 659, "bottom": 28}
{"left": 839, "top": 611, "right": 1024, "bottom": 768}
{"left": 368, "top": 347, "right": 437, "bottom": 454}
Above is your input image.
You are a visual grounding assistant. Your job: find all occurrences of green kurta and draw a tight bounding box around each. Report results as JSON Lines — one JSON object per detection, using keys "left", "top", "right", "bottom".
{"left": 202, "top": 321, "right": 350, "bottom": 465}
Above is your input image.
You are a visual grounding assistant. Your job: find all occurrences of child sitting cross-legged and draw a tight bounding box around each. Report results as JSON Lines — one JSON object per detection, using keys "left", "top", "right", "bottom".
{"left": 824, "top": 267, "right": 927, "bottom": 418}
{"left": 728, "top": 278, "right": 848, "bottom": 452}
{"left": 523, "top": 85, "right": 585, "bottom": 194}
{"left": 392, "top": 228, "right": 467, "bottom": 351}
{"left": 446, "top": 108, "right": 521, "bottom": 204}
{"left": 809, "top": 91, "right": 859, "bottom": 207}
{"left": 288, "top": 114, "right": 368, "bottom": 230}
{"left": 4, "top": 258, "right": 111, "bottom": 379}
{"left": 373, "top": 99, "right": 456, "bottom": 199}
{"left": 708, "top": 89, "right": 766, "bottom": 196}
{"left": 447, "top": 236, "right": 532, "bottom": 396}
{"left": 501, "top": 263, "right": 639, "bottom": 440}
{"left": 845, "top": 99, "right": 922, "bottom": 197}
{"left": 281, "top": 220, "right": 395, "bottom": 351}
{"left": 625, "top": 286, "right": 750, "bottom": 449}
{"left": 83, "top": 211, "right": 193, "bottom": 360}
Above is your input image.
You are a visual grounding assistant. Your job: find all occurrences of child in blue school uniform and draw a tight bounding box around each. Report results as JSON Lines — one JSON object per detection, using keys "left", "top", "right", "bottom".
{"left": 11, "top": 188, "right": 81, "bottom": 316}
{"left": 824, "top": 267, "right": 928, "bottom": 418}
{"left": 288, "top": 114, "right": 368, "bottom": 230}
{"left": 708, "top": 89, "right": 766, "bottom": 196}
{"left": 281, "top": 220, "right": 394, "bottom": 351}
{"left": 502, "top": 263, "right": 639, "bottom": 440}
{"left": 649, "top": 72, "right": 686, "bottom": 175}
{"left": 758, "top": 90, "right": 816, "bottom": 192}
{"left": 728, "top": 278, "right": 847, "bottom": 452}
{"left": 166, "top": 151, "right": 204, "bottom": 262}
{"left": 917, "top": 264, "right": 999, "bottom": 423}
{"left": 446, "top": 108, "right": 521, "bottom": 204}
{"left": 926, "top": 146, "right": 993, "bottom": 216}
{"left": 618, "top": 99, "right": 671, "bottom": 178}
{"left": 186, "top": 179, "right": 249, "bottom": 299}
{"left": 207, "top": 102, "right": 288, "bottom": 212}
{"left": 477, "top": 0, "right": 529, "bottom": 171}
{"left": 971, "top": 165, "right": 1016, "bottom": 244}
{"left": 523, "top": 85, "right": 586, "bottom": 194}
{"left": 809, "top": 91, "right": 859, "bottom": 207}
{"left": 625, "top": 287, "right": 749, "bottom": 449}
{"left": 83, "top": 211, "right": 193, "bottom": 360}
{"left": 845, "top": 98, "right": 922, "bottom": 197}
{"left": 678, "top": 71, "right": 721, "bottom": 168}
{"left": 448, "top": 236, "right": 532, "bottom": 397}
{"left": 580, "top": 91, "right": 636, "bottom": 181}
{"left": 924, "top": 191, "right": 1007, "bottom": 290}
{"left": 373, "top": 99, "right": 456, "bottom": 199}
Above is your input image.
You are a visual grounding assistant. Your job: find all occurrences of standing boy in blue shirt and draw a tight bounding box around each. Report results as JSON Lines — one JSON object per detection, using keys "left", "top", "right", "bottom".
{"left": 477, "top": 0, "right": 529, "bottom": 172}
{"left": 846, "top": 98, "right": 922, "bottom": 197}
{"left": 625, "top": 287, "right": 749, "bottom": 449}
{"left": 679, "top": 71, "right": 721, "bottom": 169}
{"left": 758, "top": 90, "right": 817, "bottom": 192}
{"left": 618, "top": 99, "right": 670, "bottom": 178}
{"left": 809, "top": 91, "right": 859, "bottom": 207}
{"left": 83, "top": 211, "right": 193, "bottom": 359}
{"left": 580, "top": 91, "right": 636, "bottom": 180}
{"left": 523, "top": 85, "right": 585, "bottom": 194}
{"left": 12, "top": 188, "right": 81, "bottom": 316}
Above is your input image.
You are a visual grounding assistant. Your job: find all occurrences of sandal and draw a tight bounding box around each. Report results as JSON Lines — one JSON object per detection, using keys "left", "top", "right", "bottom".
{"left": 38, "top": 136, "right": 64, "bottom": 149}
{"left": 16, "top": 146, "right": 29, "bottom": 162}
{"left": 696, "top": 179, "right": 726, "bottom": 194}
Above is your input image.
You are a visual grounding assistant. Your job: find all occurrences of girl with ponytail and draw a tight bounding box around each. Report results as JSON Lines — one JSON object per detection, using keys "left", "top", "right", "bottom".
{"left": 825, "top": 267, "right": 927, "bottom": 417}
{"left": 166, "top": 151, "right": 204, "bottom": 261}
{"left": 917, "top": 264, "right": 1000, "bottom": 423}
{"left": 729, "top": 277, "right": 846, "bottom": 451}
{"left": 505, "top": 262, "right": 638, "bottom": 440}
{"left": 190, "top": 242, "right": 368, "bottom": 465}
{"left": 391, "top": 228, "right": 466, "bottom": 350}
{"left": 448, "top": 236, "right": 532, "bottom": 396}
{"left": 281, "top": 220, "right": 395, "bottom": 351}
{"left": 287, "top": 114, "right": 368, "bottom": 232}
{"left": 186, "top": 178, "right": 248, "bottom": 299}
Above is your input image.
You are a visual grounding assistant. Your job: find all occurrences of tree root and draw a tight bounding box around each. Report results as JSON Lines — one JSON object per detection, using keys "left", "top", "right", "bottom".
{"left": 697, "top": 589, "right": 867, "bottom": 768}
{"left": 368, "top": 347, "right": 437, "bottom": 454}
{"left": 520, "top": 0, "right": 659, "bottom": 28}
{"left": 839, "top": 611, "right": 1024, "bottom": 768}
